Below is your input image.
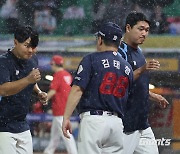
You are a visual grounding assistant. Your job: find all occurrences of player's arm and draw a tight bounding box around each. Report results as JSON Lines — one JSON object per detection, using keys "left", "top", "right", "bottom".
{"left": 62, "top": 85, "right": 83, "bottom": 139}
{"left": 133, "top": 64, "right": 146, "bottom": 80}
{"left": 33, "top": 83, "right": 42, "bottom": 94}
{"left": 33, "top": 83, "right": 48, "bottom": 105}
{"left": 149, "top": 91, "right": 169, "bottom": 108}
{"left": 46, "top": 89, "right": 56, "bottom": 100}
{"left": 0, "top": 68, "right": 41, "bottom": 96}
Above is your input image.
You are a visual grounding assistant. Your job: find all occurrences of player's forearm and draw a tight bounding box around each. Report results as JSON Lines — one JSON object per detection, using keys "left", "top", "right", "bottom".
{"left": 149, "top": 91, "right": 157, "bottom": 101}
{"left": 33, "top": 83, "right": 42, "bottom": 94}
{"left": 63, "top": 85, "right": 83, "bottom": 119}
{"left": 133, "top": 64, "right": 146, "bottom": 80}
{"left": 0, "top": 77, "right": 31, "bottom": 96}
{"left": 47, "top": 89, "right": 56, "bottom": 100}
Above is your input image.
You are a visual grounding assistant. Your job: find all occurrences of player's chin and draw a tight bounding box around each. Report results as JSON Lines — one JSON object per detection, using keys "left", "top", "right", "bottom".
{"left": 138, "top": 38, "right": 145, "bottom": 44}
{"left": 24, "top": 54, "right": 33, "bottom": 59}
{"left": 138, "top": 40, "right": 145, "bottom": 45}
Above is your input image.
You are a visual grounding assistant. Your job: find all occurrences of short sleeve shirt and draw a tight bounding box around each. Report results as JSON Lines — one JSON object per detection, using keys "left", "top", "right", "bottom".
{"left": 50, "top": 70, "right": 72, "bottom": 116}
{"left": 0, "top": 50, "right": 38, "bottom": 133}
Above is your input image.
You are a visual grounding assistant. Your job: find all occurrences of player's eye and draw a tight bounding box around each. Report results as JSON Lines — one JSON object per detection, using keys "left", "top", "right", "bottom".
{"left": 138, "top": 27, "right": 144, "bottom": 31}
{"left": 145, "top": 28, "right": 149, "bottom": 32}
{"left": 24, "top": 44, "right": 30, "bottom": 48}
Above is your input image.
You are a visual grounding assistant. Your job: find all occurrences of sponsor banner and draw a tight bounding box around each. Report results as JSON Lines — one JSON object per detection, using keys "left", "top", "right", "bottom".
{"left": 172, "top": 99, "right": 180, "bottom": 150}
{"left": 146, "top": 58, "right": 179, "bottom": 71}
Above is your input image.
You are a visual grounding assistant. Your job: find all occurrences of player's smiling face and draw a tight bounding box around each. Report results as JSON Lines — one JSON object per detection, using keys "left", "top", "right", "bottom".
{"left": 128, "top": 21, "right": 150, "bottom": 45}
{"left": 13, "top": 37, "right": 37, "bottom": 59}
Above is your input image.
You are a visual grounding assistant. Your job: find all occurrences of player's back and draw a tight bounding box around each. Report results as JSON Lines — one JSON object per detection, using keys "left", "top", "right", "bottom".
{"left": 75, "top": 51, "right": 133, "bottom": 117}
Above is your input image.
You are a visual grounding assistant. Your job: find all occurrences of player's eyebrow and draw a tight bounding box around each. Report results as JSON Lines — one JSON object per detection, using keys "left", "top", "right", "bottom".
{"left": 24, "top": 40, "right": 31, "bottom": 46}
{"left": 138, "top": 25, "right": 150, "bottom": 30}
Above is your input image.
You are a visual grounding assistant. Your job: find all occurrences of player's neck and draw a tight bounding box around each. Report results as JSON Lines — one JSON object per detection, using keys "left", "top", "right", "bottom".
{"left": 100, "top": 46, "right": 118, "bottom": 52}
{"left": 55, "top": 67, "right": 64, "bottom": 72}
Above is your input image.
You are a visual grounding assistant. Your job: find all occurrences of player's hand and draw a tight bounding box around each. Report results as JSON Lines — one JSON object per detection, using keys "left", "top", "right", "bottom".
{"left": 38, "top": 91, "right": 48, "bottom": 105}
{"left": 154, "top": 94, "right": 169, "bottom": 108}
{"left": 146, "top": 59, "right": 160, "bottom": 71}
{"left": 27, "top": 68, "right": 41, "bottom": 83}
{"left": 62, "top": 117, "right": 72, "bottom": 139}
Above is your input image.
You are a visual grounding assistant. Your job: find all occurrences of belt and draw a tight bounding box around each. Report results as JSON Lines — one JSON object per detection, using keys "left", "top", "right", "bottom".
{"left": 80, "top": 110, "right": 121, "bottom": 118}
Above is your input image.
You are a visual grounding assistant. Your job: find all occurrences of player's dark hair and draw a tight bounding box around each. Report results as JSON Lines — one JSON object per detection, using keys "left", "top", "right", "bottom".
{"left": 125, "top": 11, "right": 150, "bottom": 31}
{"left": 98, "top": 35, "right": 120, "bottom": 48}
{"left": 103, "top": 39, "right": 120, "bottom": 48}
{"left": 14, "top": 25, "right": 39, "bottom": 48}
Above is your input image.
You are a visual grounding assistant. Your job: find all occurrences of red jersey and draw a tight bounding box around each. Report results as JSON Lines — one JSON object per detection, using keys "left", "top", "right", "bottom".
{"left": 50, "top": 70, "right": 72, "bottom": 116}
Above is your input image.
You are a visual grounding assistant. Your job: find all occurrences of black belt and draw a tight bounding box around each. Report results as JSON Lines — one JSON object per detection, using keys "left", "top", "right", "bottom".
{"left": 89, "top": 110, "right": 122, "bottom": 118}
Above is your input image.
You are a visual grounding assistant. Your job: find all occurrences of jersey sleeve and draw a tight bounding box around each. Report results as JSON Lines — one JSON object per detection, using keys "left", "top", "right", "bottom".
{"left": 0, "top": 57, "right": 11, "bottom": 84}
{"left": 72, "top": 55, "right": 92, "bottom": 90}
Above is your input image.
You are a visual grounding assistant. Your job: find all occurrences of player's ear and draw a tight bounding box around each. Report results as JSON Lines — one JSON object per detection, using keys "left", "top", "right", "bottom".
{"left": 126, "top": 24, "right": 131, "bottom": 33}
{"left": 98, "top": 36, "right": 103, "bottom": 45}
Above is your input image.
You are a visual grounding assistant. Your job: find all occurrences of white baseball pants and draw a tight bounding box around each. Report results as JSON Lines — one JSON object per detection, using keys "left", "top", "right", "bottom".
{"left": 123, "top": 127, "right": 159, "bottom": 154}
{"left": 44, "top": 116, "right": 77, "bottom": 154}
{"left": 78, "top": 112, "right": 124, "bottom": 154}
{"left": 0, "top": 130, "right": 33, "bottom": 154}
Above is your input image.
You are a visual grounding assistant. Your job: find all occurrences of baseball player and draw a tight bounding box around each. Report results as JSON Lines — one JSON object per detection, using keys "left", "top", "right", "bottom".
{"left": 0, "top": 25, "right": 48, "bottom": 154}
{"left": 118, "top": 11, "right": 169, "bottom": 154}
{"left": 62, "top": 22, "right": 133, "bottom": 154}
{"left": 44, "top": 55, "right": 77, "bottom": 154}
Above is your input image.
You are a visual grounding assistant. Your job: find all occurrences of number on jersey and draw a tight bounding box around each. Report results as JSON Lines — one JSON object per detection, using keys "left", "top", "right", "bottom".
{"left": 99, "top": 72, "right": 129, "bottom": 98}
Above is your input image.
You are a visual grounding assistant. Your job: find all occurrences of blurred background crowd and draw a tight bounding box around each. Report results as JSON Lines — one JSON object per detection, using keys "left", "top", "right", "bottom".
{"left": 0, "top": 0, "right": 179, "bottom": 35}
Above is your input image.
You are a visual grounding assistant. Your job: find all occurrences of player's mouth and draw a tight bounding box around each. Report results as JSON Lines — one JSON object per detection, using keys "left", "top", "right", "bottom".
{"left": 139, "top": 37, "right": 145, "bottom": 41}
{"left": 26, "top": 54, "right": 33, "bottom": 58}
{"left": 140, "top": 36, "right": 145, "bottom": 39}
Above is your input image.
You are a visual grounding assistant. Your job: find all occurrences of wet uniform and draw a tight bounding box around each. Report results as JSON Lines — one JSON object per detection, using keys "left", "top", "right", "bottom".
{"left": 0, "top": 49, "right": 38, "bottom": 154}
{"left": 73, "top": 51, "right": 133, "bottom": 154}
{"left": 118, "top": 42, "right": 159, "bottom": 154}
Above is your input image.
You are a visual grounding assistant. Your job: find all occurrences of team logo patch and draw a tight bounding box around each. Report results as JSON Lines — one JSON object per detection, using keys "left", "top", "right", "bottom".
{"left": 125, "top": 66, "right": 130, "bottom": 75}
{"left": 77, "top": 65, "right": 83, "bottom": 74}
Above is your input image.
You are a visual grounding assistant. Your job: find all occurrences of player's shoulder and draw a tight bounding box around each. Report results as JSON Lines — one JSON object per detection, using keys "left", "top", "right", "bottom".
{"left": 85, "top": 52, "right": 100, "bottom": 58}
{"left": 118, "top": 42, "right": 128, "bottom": 52}
{"left": 118, "top": 42, "right": 130, "bottom": 60}
{"left": 61, "top": 69, "right": 72, "bottom": 77}
{"left": 81, "top": 52, "right": 99, "bottom": 62}
{"left": 0, "top": 51, "right": 11, "bottom": 63}
{"left": 137, "top": 46, "right": 143, "bottom": 53}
